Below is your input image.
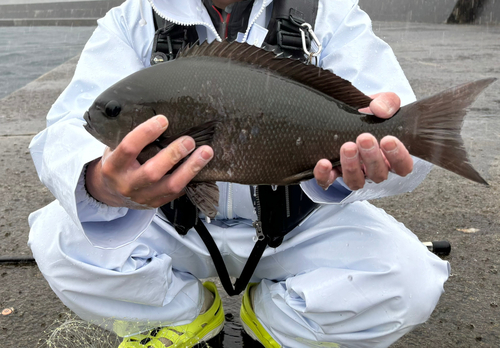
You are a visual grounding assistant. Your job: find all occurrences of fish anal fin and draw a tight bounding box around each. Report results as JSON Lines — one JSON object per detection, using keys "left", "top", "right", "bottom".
{"left": 185, "top": 181, "right": 219, "bottom": 218}
{"left": 281, "top": 160, "right": 341, "bottom": 185}
{"left": 178, "top": 41, "right": 372, "bottom": 110}
{"left": 281, "top": 169, "right": 315, "bottom": 185}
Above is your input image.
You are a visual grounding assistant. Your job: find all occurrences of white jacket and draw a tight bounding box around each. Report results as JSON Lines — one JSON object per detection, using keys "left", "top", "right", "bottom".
{"left": 29, "top": 0, "right": 431, "bottom": 248}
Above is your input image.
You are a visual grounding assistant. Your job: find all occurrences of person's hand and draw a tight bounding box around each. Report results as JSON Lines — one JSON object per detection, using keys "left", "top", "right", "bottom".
{"left": 85, "top": 115, "right": 213, "bottom": 209}
{"left": 314, "top": 92, "right": 413, "bottom": 190}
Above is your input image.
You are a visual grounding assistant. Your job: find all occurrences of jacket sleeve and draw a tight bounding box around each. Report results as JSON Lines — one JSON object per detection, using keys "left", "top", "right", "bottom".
{"left": 300, "top": 0, "right": 433, "bottom": 204}
{"left": 29, "top": 0, "right": 158, "bottom": 248}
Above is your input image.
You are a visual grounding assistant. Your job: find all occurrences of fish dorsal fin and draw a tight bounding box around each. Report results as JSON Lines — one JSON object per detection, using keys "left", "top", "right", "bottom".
{"left": 178, "top": 41, "right": 373, "bottom": 110}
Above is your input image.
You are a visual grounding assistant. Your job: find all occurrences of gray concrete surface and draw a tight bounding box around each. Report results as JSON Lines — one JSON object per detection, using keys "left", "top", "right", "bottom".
{"left": 358, "top": 0, "right": 458, "bottom": 24}
{"left": 0, "top": 0, "right": 123, "bottom": 26}
{"left": 358, "top": 0, "right": 500, "bottom": 25}
{"left": 0, "top": 21, "right": 499, "bottom": 347}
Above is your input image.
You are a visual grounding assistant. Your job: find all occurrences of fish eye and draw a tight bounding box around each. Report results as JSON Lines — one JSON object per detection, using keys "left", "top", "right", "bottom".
{"left": 104, "top": 100, "right": 121, "bottom": 118}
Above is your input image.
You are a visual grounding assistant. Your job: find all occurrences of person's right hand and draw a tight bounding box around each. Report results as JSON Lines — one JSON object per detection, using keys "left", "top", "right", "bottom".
{"left": 85, "top": 115, "right": 213, "bottom": 209}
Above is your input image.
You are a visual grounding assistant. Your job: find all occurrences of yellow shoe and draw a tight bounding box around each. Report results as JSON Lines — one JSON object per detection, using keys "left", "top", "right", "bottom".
{"left": 240, "top": 283, "right": 281, "bottom": 348}
{"left": 119, "top": 282, "right": 224, "bottom": 348}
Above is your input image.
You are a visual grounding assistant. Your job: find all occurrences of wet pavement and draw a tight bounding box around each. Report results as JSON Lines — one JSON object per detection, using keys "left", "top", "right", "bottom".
{"left": 0, "top": 22, "right": 499, "bottom": 347}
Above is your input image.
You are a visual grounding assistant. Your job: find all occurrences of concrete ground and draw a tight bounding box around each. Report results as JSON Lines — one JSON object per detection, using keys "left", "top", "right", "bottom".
{"left": 0, "top": 21, "right": 499, "bottom": 347}
{"left": 0, "top": 0, "right": 123, "bottom": 26}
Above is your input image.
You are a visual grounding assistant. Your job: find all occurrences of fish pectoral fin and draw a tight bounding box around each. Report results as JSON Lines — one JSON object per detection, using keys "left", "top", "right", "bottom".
{"left": 158, "top": 120, "right": 219, "bottom": 148}
{"left": 185, "top": 181, "right": 219, "bottom": 218}
{"left": 137, "top": 143, "right": 163, "bottom": 164}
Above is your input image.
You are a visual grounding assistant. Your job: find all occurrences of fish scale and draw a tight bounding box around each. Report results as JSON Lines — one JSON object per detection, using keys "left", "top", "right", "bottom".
{"left": 146, "top": 57, "right": 395, "bottom": 184}
{"left": 84, "top": 40, "right": 495, "bottom": 217}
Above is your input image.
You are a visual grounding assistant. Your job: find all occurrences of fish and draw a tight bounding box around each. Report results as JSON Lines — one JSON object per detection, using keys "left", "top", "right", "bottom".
{"left": 84, "top": 40, "right": 496, "bottom": 218}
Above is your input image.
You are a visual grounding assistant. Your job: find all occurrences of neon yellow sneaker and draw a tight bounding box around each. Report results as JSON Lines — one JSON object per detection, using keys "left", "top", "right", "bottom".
{"left": 240, "top": 283, "right": 281, "bottom": 348}
{"left": 119, "top": 282, "right": 224, "bottom": 348}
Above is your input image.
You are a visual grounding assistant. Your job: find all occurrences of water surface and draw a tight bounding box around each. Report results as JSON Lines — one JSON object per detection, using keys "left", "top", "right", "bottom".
{"left": 0, "top": 26, "right": 95, "bottom": 99}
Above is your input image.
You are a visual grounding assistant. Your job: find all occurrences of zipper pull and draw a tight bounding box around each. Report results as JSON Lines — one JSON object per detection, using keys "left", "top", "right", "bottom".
{"left": 252, "top": 220, "right": 265, "bottom": 242}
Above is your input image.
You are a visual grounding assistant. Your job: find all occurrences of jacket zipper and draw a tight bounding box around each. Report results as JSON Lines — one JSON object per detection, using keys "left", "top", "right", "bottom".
{"left": 148, "top": 0, "right": 266, "bottom": 44}
{"left": 241, "top": 0, "right": 267, "bottom": 43}
{"left": 252, "top": 186, "right": 265, "bottom": 241}
{"left": 147, "top": 0, "right": 222, "bottom": 41}
{"left": 211, "top": 5, "right": 231, "bottom": 40}
{"left": 227, "top": 183, "right": 233, "bottom": 219}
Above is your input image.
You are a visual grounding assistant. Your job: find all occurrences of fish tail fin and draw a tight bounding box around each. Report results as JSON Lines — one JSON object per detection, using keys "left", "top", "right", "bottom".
{"left": 400, "top": 78, "right": 496, "bottom": 184}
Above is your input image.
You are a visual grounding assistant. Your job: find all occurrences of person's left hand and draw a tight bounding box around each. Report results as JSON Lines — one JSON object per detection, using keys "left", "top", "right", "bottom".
{"left": 313, "top": 92, "right": 413, "bottom": 191}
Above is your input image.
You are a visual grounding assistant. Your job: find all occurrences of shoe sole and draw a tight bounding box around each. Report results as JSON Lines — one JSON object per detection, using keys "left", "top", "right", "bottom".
{"left": 241, "top": 320, "right": 261, "bottom": 343}
{"left": 199, "top": 320, "right": 225, "bottom": 342}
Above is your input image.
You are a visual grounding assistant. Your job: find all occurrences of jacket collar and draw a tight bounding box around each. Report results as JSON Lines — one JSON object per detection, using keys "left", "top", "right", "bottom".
{"left": 148, "top": 0, "right": 272, "bottom": 42}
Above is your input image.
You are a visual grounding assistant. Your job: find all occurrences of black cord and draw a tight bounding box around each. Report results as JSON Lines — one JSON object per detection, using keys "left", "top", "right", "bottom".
{"left": 0, "top": 256, "right": 36, "bottom": 264}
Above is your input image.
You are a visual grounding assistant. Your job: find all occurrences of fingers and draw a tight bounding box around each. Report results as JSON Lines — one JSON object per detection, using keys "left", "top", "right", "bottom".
{"left": 314, "top": 159, "right": 339, "bottom": 190}
{"left": 340, "top": 142, "right": 365, "bottom": 190}
{"left": 359, "top": 92, "right": 401, "bottom": 118}
{"left": 138, "top": 136, "right": 196, "bottom": 185}
{"left": 92, "top": 114, "right": 215, "bottom": 209}
{"left": 110, "top": 115, "right": 169, "bottom": 169}
{"left": 356, "top": 134, "right": 388, "bottom": 184}
{"left": 156, "top": 145, "right": 214, "bottom": 196}
{"left": 107, "top": 143, "right": 213, "bottom": 208}
{"left": 134, "top": 146, "right": 213, "bottom": 207}
{"left": 122, "top": 139, "right": 213, "bottom": 206}
{"left": 323, "top": 92, "right": 407, "bottom": 191}
{"left": 380, "top": 136, "right": 413, "bottom": 176}
{"left": 339, "top": 134, "right": 414, "bottom": 191}
{"left": 316, "top": 134, "right": 394, "bottom": 191}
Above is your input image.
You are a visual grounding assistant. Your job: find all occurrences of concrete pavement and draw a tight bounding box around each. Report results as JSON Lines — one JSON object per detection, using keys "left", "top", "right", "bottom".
{"left": 0, "top": 0, "right": 123, "bottom": 26}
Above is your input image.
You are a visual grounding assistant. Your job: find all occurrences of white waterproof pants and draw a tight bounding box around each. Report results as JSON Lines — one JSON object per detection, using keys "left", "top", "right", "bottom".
{"left": 29, "top": 200, "right": 449, "bottom": 348}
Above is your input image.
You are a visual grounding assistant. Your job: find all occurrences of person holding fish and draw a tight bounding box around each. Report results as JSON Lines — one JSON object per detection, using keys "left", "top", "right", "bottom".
{"left": 27, "top": 0, "right": 459, "bottom": 347}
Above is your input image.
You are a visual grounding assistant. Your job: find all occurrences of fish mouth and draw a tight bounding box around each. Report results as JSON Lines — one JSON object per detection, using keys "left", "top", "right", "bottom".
{"left": 83, "top": 111, "right": 98, "bottom": 137}
{"left": 83, "top": 110, "right": 117, "bottom": 148}
{"left": 83, "top": 110, "right": 91, "bottom": 124}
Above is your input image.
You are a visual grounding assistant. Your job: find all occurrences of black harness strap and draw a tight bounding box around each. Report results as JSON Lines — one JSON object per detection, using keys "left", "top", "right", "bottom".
{"left": 195, "top": 219, "right": 269, "bottom": 296}
{"left": 160, "top": 185, "right": 319, "bottom": 296}
{"left": 160, "top": 197, "right": 268, "bottom": 296}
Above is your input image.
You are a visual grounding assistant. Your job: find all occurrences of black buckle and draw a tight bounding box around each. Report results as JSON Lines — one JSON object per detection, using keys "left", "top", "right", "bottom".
{"left": 151, "top": 23, "right": 192, "bottom": 65}
{"left": 276, "top": 18, "right": 311, "bottom": 53}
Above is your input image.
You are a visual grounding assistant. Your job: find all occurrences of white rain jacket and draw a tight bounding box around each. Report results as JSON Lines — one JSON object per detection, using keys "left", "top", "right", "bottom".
{"left": 29, "top": 0, "right": 432, "bottom": 249}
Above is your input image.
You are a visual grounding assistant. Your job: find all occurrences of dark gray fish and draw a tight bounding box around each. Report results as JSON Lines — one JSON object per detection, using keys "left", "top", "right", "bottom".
{"left": 84, "top": 41, "right": 495, "bottom": 217}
